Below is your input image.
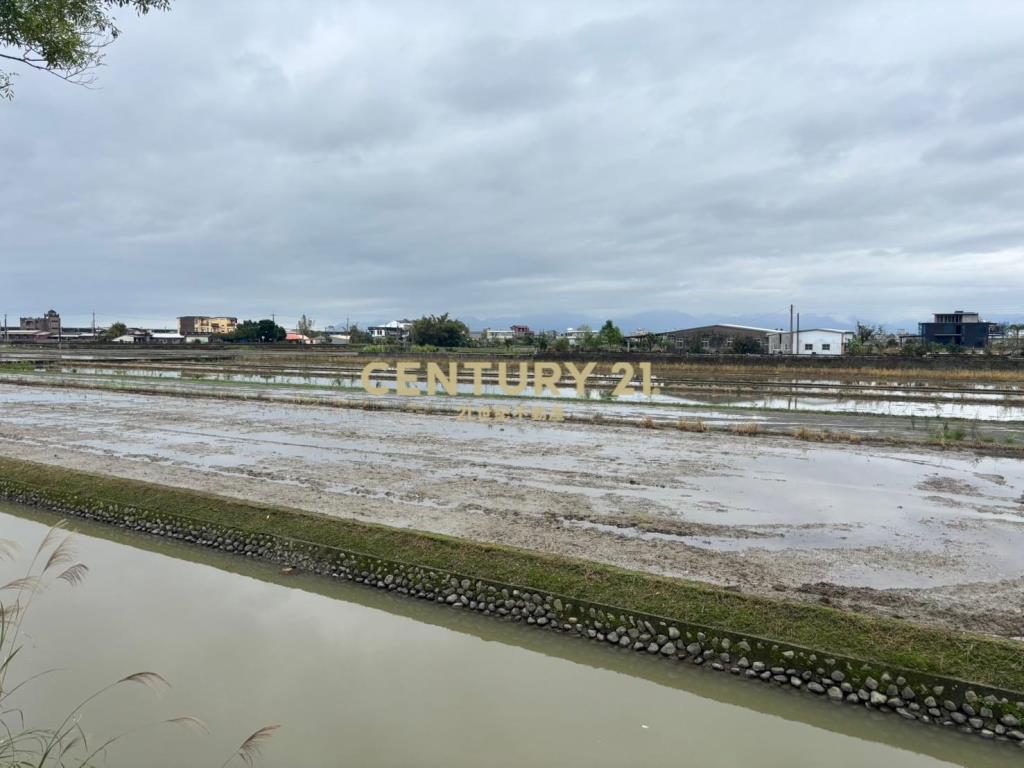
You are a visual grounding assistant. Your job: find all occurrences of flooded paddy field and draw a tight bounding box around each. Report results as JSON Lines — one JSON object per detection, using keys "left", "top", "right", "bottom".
{"left": 4, "top": 366, "right": 1024, "bottom": 444}
{"left": 2, "top": 382, "right": 1023, "bottom": 639}
{"left": 6, "top": 354, "right": 1024, "bottom": 421}
{"left": 6, "top": 348, "right": 1024, "bottom": 425}
{"left": 4, "top": 505, "right": 1020, "bottom": 768}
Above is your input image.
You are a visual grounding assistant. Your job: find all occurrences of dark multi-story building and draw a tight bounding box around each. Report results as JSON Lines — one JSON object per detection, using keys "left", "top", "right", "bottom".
{"left": 918, "top": 311, "right": 995, "bottom": 348}
{"left": 20, "top": 309, "right": 61, "bottom": 334}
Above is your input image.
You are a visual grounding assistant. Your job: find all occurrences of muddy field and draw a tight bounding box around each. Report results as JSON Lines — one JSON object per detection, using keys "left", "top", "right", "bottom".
{"left": 4, "top": 367, "right": 1024, "bottom": 444}
{"left": 1, "top": 382, "right": 1023, "bottom": 639}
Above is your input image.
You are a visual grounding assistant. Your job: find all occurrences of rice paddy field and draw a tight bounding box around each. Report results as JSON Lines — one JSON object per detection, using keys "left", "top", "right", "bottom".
{"left": 2, "top": 346, "right": 1023, "bottom": 641}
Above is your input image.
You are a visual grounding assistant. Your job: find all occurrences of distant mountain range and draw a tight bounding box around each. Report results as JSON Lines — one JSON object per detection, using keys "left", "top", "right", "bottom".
{"left": 332, "top": 311, "right": 878, "bottom": 335}
{"left": 331, "top": 310, "right": 1024, "bottom": 336}
{"left": 456, "top": 311, "right": 856, "bottom": 336}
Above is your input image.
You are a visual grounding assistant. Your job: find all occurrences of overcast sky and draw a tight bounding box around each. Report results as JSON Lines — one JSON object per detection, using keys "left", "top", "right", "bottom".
{"left": 3, "top": 0, "right": 1024, "bottom": 330}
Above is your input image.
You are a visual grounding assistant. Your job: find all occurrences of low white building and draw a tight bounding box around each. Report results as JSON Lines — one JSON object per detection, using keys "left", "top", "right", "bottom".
{"left": 368, "top": 320, "right": 411, "bottom": 341}
{"left": 562, "top": 327, "right": 588, "bottom": 346}
{"left": 149, "top": 332, "right": 185, "bottom": 345}
{"left": 483, "top": 328, "right": 516, "bottom": 342}
{"left": 767, "top": 328, "right": 854, "bottom": 356}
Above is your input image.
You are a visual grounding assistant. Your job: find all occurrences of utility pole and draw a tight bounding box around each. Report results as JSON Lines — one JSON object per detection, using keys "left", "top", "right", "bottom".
{"left": 789, "top": 304, "right": 794, "bottom": 355}
{"left": 796, "top": 313, "right": 801, "bottom": 356}
{"left": 2, "top": 313, "right": 6, "bottom": 344}
{"left": 92, "top": 311, "right": 96, "bottom": 339}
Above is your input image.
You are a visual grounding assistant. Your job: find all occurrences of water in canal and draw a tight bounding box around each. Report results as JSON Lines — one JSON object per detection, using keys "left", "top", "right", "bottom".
{"left": 0, "top": 503, "right": 1019, "bottom": 767}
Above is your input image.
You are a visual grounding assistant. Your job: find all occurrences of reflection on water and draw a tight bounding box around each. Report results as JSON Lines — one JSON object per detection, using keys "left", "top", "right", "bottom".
{"left": 658, "top": 393, "right": 1024, "bottom": 421}
{"left": 1, "top": 504, "right": 1020, "bottom": 767}
{"left": 25, "top": 366, "right": 1024, "bottom": 421}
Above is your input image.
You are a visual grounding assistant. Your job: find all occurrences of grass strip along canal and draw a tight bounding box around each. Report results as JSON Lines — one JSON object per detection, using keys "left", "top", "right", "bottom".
{"left": 1, "top": 456, "right": 1022, "bottom": 753}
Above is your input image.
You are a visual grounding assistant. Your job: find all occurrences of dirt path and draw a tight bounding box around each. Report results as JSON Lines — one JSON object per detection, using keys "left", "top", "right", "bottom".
{"left": 1, "top": 383, "right": 1023, "bottom": 638}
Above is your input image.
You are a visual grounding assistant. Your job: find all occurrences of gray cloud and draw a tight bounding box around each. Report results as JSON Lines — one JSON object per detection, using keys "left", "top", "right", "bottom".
{"left": 2, "top": 0, "right": 1024, "bottom": 330}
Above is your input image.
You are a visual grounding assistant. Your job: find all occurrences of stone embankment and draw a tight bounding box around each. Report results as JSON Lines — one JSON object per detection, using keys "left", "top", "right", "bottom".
{"left": 1, "top": 479, "right": 1022, "bottom": 750}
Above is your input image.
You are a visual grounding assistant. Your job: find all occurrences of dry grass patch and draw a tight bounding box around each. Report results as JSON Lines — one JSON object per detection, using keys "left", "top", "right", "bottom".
{"left": 793, "top": 427, "right": 829, "bottom": 442}
{"left": 792, "top": 427, "right": 864, "bottom": 445}
{"left": 730, "top": 422, "right": 762, "bottom": 435}
{"left": 675, "top": 419, "right": 708, "bottom": 433}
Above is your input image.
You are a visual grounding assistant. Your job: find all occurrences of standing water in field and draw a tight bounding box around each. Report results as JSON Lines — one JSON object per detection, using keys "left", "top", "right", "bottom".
{"left": 11, "top": 364, "right": 1024, "bottom": 421}
{"left": 0, "top": 504, "right": 1020, "bottom": 768}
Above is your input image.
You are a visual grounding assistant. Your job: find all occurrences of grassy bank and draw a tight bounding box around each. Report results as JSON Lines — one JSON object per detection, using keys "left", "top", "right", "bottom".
{"left": 1, "top": 456, "right": 1022, "bottom": 694}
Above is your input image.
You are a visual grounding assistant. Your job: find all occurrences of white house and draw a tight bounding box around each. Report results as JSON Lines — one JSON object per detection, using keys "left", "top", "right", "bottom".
{"left": 562, "top": 328, "right": 587, "bottom": 346}
{"left": 483, "top": 328, "right": 516, "bottom": 342}
{"left": 767, "top": 328, "right": 854, "bottom": 356}
{"left": 149, "top": 332, "right": 185, "bottom": 345}
{"left": 368, "top": 320, "right": 411, "bottom": 341}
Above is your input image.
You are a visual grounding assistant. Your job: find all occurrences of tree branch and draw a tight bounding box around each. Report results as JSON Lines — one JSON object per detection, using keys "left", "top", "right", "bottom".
{"left": 0, "top": 51, "right": 98, "bottom": 87}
